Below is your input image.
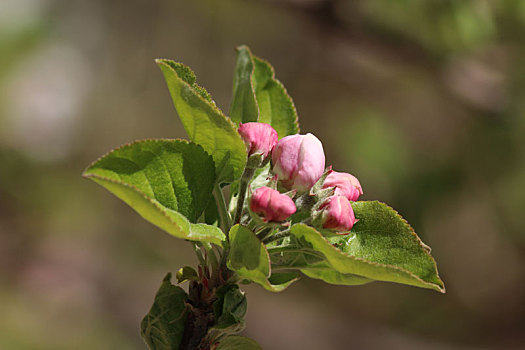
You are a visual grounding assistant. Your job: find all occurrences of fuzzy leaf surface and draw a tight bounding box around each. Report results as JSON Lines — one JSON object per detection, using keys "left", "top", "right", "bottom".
{"left": 290, "top": 201, "right": 445, "bottom": 292}
{"left": 83, "top": 139, "right": 225, "bottom": 245}
{"left": 156, "top": 59, "right": 247, "bottom": 183}
{"left": 227, "top": 224, "right": 299, "bottom": 292}
{"left": 140, "top": 273, "right": 188, "bottom": 350}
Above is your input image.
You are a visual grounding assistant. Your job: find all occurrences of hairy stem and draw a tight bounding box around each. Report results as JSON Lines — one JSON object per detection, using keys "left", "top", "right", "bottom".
{"left": 262, "top": 229, "right": 291, "bottom": 245}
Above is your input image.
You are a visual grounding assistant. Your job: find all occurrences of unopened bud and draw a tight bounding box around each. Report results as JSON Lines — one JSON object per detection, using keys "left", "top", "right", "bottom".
{"left": 250, "top": 186, "right": 296, "bottom": 222}
{"left": 322, "top": 170, "right": 363, "bottom": 201}
{"left": 272, "top": 133, "right": 325, "bottom": 192}
{"left": 320, "top": 195, "right": 357, "bottom": 234}
{"left": 238, "top": 122, "right": 278, "bottom": 159}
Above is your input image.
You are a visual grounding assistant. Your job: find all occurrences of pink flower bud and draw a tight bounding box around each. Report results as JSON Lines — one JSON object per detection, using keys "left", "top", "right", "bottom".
{"left": 250, "top": 186, "right": 296, "bottom": 222}
{"left": 321, "top": 196, "right": 357, "bottom": 233}
{"left": 322, "top": 170, "right": 363, "bottom": 201}
{"left": 238, "top": 122, "right": 278, "bottom": 158}
{"left": 271, "top": 133, "right": 325, "bottom": 192}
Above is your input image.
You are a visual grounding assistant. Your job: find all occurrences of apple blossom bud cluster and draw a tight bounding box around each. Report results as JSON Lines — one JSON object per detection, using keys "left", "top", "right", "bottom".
{"left": 240, "top": 123, "right": 362, "bottom": 233}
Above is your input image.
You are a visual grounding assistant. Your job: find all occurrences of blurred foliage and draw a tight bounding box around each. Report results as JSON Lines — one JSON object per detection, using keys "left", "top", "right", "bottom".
{"left": 1, "top": 0, "right": 524, "bottom": 349}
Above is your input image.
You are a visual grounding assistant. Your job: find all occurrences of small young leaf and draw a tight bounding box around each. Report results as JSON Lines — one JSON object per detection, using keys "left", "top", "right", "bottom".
{"left": 227, "top": 224, "right": 299, "bottom": 292}
{"left": 290, "top": 201, "right": 445, "bottom": 292}
{"left": 229, "top": 46, "right": 299, "bottom": 138}
{"left": 230, "top": 46, "right": 259, "bottom": 124}
{"left": 176, "top": 266, "right": 199, "bottom": 284}
{"left": 216, "top": 335, "right": 262, "bottom": 350}
{"left": 156, "top": 59, "right": 247, "bottom": 184}
{"left": 83, "top": 139, "right": 225, "bottom": 245}
{"left": 140, "top": 273, "right": 188, "bottom": 350}
{"left": 213, "top": 284, "right": 247, "bottom": 332}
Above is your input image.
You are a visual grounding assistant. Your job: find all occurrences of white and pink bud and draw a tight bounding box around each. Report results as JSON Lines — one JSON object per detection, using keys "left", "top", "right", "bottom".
{"left": 320, "top": 196, "right": 357, "bottom": 233}
{"left": 322, "top": 170, "right": 363, "bottom": 202}
{"left": 271, "top": 133, "right": 325, "bottom": 192}
{"left": 250, "top": 186, "right": 296, "bottom": 222}
{"left": 238, "top": 122, "right": 278, "bottom": 159}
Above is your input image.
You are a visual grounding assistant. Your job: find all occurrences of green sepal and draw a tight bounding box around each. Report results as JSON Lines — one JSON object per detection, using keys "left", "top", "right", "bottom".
{"left": 156, "top": 58, "right": 247, "bottom": 184}
{"left": 140, "top": 273, "right": 188, "bottom": 350}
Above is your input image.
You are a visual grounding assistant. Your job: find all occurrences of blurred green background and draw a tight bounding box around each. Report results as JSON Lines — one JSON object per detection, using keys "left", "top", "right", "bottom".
{"left": 1, "top": 0, "right": 524, "bottom": 349}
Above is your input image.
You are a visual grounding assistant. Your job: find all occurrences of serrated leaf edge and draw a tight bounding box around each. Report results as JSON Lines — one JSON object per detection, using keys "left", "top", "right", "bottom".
{"left": 356, "top": 200, "right": 444, "bottom": 291}
{"left": 251, "top": 54, "right": 300, "bottom": 135}
{"left": 82, "top": 138, "right": 225, "bottom": 245}
{"left": 292, "top": 203, "right": 445, "bottom": 293}
{"left": 155, "top": 58, "right": 241, "bottom": 132}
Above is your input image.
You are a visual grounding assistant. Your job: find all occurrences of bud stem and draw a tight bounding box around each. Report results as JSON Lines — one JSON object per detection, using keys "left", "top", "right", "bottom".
{"left": 262, "top": 228, "right": 291, "bottom": 245}
{"left": 233, "top": 157, "right": 259, "bottom": 224}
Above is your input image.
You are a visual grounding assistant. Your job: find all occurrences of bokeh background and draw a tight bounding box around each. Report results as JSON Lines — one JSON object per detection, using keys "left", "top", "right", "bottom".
{"left": 1, "top": 0, "right": 525, "bottom": 349}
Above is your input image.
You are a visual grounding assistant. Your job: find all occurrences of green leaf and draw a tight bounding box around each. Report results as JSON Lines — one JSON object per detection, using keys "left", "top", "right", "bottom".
{"left": 83, "top": 139, "right": 225, "bottom": 246}
{"left": 290, "top": 201, "right": 445, "bottom": 293}
{"left": 252, "top": 55, "right": 299, "bottom": 138}
{"left": 156, "top": 58, "right": 247, "bottom": 183}
{"left": 216, "top": 335, "right": 262, "bottom": 350}
{"left": 229, "top": 46, "right": 299, "bottom": 138}
{"left": 141, "top": 273, "right": 188, "bottom": 350}
{"left": 227, "top": 224, "right": 299, "bottom": 292}
{"left": 204, "top": 195, "right": 220, "bottom": 226}
{"left": 229, "top": 46, "right": 258, "bottom": 124}
{"left": 301, "top": 264, "right": 373, "bottom": 286}
{"left": 176, "top": 266, "right": 198, "bottom": 284}
{"left": 213, "top": 284, "right": 247, "bottom": 332}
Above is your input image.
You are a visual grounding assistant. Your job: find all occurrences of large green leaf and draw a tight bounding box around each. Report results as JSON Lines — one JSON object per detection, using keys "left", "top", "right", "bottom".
{"left": 216, "top": 335, "right": 262, "bottom": 350}
{"left": 290, "top": 201, "right": 445, "bottom": 292}
{"left": 83, "top": 139, "right": 225, "bottom": 245}
{"left": 156, "top": 58, "right": 247, "bottom": 183}
{"left": 229, "top": 46, "right": 299, "bottom": 138}
{"left": 227, "top": 225, "right": 299, "bottom": 292}
{"left": 140, "top": 273, "right": 188, "bottom": 350}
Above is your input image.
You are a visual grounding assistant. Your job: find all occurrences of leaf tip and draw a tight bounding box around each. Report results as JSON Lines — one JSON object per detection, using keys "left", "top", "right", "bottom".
{"left": 154, "top": 58, "right": 167, "bottom": 66}
{"left": 163, "top": 272, "right": 173, "bottom": 283}
{"left": 235, "top": 44, "right": 251, "bottom": 53}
